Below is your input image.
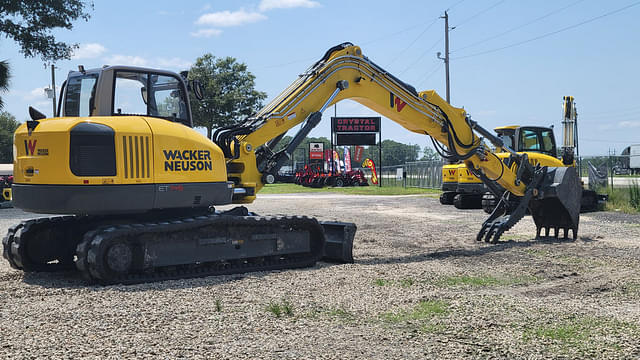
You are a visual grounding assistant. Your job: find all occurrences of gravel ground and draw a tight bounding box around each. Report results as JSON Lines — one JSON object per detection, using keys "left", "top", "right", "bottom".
{"left": 1, "top": 193, "right": 640, "bottom": 359}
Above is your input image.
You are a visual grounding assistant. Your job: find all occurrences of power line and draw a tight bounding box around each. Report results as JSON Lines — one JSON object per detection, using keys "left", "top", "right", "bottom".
{"left": 446, "top": 0, "right": 466, "bottom": 12}
{"left": 362, "top": 19, "right": 439, "bottom": 46}
{"left": 453, "top": 1, "right": 640, "bottom": 60}
{"left": 452, "top": 0, "right": 585, "bottom": 53}
{"left": 454, "top": 0, "right": 506, "bottom": 28}
{"left": 387, "top": 18, "right": 439, "bottom": 67}
{"left": 399, "top": 38, "right": 443, "bottom": 76}
{"left": 417, "top": 63, "right": 442, "bottom": 87}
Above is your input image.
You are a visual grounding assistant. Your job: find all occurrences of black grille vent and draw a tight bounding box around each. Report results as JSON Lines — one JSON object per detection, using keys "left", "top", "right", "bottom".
{"left": 122, "top": 135, "right": 150, "bottom": 179}
{"left": 70, "top": 123, "right": 116, "bottom": 176}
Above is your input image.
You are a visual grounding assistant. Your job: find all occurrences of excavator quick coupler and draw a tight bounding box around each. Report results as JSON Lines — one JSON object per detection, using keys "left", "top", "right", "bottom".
{"left": 477, "top": 165, "right": 582, "bottom": 243}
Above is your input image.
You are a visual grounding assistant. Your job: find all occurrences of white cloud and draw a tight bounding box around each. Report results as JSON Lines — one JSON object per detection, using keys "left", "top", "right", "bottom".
{"left": 105, "top": 55, "right": 149, "bottom": 67}
{"left": 258, "top": 0, "right": 320, "bottom": 11}
{"left": 72, "top": 43, "right": 107, "bottom": 59}
{"left": 23, "top": 87, "right": 48, "bottom": 101}
{"left": 619, "top": 121, "right": 640, "bottom": 128}
{"left": 190, "top": 28, "right": 223, "bottom": 38}
{"left": 103, "top": 55, "right": 191, "bottom": 70}
{"left": 196, "top": 9, "right": 266, "bottom": 27}
{"left": 156, "top": 57, "right": 192, "bottom": 70}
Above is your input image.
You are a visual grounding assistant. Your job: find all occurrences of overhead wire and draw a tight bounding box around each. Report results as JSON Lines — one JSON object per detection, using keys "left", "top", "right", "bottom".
{"left": 453, "top": 0, "right": 506, "bottom": 28}
{"left": 417, "top": 63, "right": 442, "bottom": 87}
{"left": 399, "top": 38, "right": 443, "bottom": 76}
{"left": 451, "top": 0, "right": 586, "bottom": 53}
{"left": 453, "top": 1, "right": 640, "bottom": 60}
{"left": 387, "top": 18, "right": 440, "bottom": 67}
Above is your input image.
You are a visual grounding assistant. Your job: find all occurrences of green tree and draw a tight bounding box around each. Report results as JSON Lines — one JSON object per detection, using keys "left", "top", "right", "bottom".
{"left": 0, "top": 61, "right": 9, "bottom": 110}
{"left": 0, "top": 1, "right": 93, "bottom": 61}
{"left": 0, "top": 112, "right": 19, "bottom": 162}
{"left": 0, "top": 1, "right": 94, "bottom": 108}
{"left": 421, "top": 145, "right": 440, "bottom": 161}
{"left": 188, "top": 54, "right": 267, "bottom": 139}
{"left": 380, "top": 139, "right": 420, "bottom": 166}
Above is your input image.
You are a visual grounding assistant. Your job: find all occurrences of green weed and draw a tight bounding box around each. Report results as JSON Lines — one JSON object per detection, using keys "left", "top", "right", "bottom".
{"left": 267, "top": 299, "right": 294, "bottom": 318}
{"left": 215, "top": 299, "right": 222, "bottom": 312}
{"left": 383, "top": 300, "right": 449, "bottom": 323}
{"left": 438, "top": 274, "right": 538, "bottom": 287}
{"left": 522, "top": 316, "right": 640, "bottom": 356}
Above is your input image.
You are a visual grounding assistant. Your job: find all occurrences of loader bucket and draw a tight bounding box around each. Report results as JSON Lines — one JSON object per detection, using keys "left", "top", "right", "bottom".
{"left": 320, "top": 221, "right": 356, "bottom": 263}
{"left": 529, "top": 166, "right": 582, "bottom": 239}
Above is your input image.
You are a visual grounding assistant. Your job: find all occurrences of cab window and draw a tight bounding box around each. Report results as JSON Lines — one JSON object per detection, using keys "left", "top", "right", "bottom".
{"left": 540, "top": 129, "right": 556, "bottom": 156}
{"left": 64, "top": 73, "right": 98, "bottom": 117}
{"left": 519, "top": 128, "right": 556, "bottom": 156}
{"left": 112, "top": 70, "right": 189, "bottom": 126}
{"left": 520, "top": 129, "right": 540, "bottom": 151}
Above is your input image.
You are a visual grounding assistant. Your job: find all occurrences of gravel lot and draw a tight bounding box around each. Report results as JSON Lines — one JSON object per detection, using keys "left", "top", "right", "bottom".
{"left": 1, "top": 193, "right": 640, "bottom": 359}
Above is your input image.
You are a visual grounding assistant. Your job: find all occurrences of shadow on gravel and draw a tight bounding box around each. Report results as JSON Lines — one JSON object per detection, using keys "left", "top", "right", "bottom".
{"left": 358, "top": 236, "right": 595, "bottom": 266}
{"left": 17, "top": 237, "right": 597, "bottom": 290}
{"left": 19, "top": 265, "right": 318, "bottom": 292}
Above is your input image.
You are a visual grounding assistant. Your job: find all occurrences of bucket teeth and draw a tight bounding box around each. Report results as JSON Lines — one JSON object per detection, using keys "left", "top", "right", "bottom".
{"left": 535, "top": 226, "right": 578, "bottom": 240}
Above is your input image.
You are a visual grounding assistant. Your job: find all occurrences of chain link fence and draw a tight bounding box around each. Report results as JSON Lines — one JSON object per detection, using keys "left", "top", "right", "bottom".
{"left": 579, "top": 156, "right": 640, "bottom": 189}
{"left": 362, "top": 160, "right": 444, "bottom": 189}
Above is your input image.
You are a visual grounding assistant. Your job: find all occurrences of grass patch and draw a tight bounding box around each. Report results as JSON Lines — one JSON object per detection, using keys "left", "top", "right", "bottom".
{"left": 327, "top": 308, "right": 356, "bottom": 321}
{"left": 399, "top": 278, "right": 415, "bottom": 288}
{"left": 438, "top": 274, "right": 538, "bottom": 287}
{"left": 522, "top": 316, "right": 639, "bottom": 356}
{"left": 525, "top": 249, "right": 551, "bottom": 257}
{"left": 382, "top": 300, "right": 449, "bottom": 323}
{"left": 602, "top": 185, "right": 640, "bottom": 213}
{"left": 373, "top": 278, "right": 415, "bottom": 287}
{"left": 260, "top": 183, "right": 440, "bottom": 196}
{"left": 215, "top": 299, "right": 222, "bottom": 312}
{"left": 267, "top": 299, "right": 294, "bottom": 318}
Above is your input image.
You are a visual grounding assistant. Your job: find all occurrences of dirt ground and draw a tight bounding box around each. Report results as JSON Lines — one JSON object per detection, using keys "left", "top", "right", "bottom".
{"left": 1, "top": 193, "right": 639, "bottom": 359}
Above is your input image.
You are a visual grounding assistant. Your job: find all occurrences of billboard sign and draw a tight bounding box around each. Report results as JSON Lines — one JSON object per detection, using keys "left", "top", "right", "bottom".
{"left": 309, "top": 142, "right": 324, "bottom": 160}
{"left": 332, "top": 117, "right": 380, "bottom": 133}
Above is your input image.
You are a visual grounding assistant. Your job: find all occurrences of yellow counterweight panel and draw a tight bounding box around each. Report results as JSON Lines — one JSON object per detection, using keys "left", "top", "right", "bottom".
{"left": 442, "top": 163, "right": 459, "bottom": 185}
{"left": 144, "top": 117, "right": 227, "bottom": 184}
{"left": 14, "top": 116, "right": 227, "bottom": 186}
{"left": 458, "top": 164, "right": 482, "bottom": 185}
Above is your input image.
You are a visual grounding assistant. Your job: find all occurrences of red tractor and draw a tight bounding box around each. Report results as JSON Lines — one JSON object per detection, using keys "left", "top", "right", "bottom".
{"left": 325, "top": 169, "right": 369, "bottom": 187}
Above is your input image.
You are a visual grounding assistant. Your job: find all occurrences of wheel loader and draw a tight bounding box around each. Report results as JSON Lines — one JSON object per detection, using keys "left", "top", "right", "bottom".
{"left": 3, "top": 43, "right": 583, "bottom": 284}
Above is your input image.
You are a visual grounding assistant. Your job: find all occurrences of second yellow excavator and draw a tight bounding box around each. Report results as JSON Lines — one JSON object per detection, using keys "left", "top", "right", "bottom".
{"left": 4, "top": 43, "right": 582, "bottom": 284}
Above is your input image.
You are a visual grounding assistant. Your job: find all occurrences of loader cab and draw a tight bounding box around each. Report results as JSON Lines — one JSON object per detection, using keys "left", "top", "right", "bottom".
{"left": 59, "top": 66, "right": 193, "bottom": 127}
{"left": 494, "top": 126, "right": 557, "bottom": 158}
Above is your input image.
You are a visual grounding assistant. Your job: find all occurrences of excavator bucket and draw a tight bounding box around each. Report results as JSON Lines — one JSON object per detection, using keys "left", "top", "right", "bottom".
{"left": 529, "top": 166, "right": 582, "bottom": 239}
{"left": 320, "top": 221, "right": 356, "bottom": 263}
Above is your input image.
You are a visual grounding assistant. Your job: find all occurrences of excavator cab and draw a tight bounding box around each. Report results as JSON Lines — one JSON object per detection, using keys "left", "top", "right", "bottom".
{"left": 59, "top": 66, "right": 193, "bottom": 127}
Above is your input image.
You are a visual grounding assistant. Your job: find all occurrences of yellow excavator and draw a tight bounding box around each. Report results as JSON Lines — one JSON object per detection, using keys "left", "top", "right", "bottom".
{"left": 440, "top": 97, "right": 604, "bottom": 213}
{"left": 3, "top": 43, "right": 582, "bottom": 284}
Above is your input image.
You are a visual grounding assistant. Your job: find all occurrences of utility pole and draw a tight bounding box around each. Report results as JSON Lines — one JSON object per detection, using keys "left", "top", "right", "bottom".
{"left": 50, "top": 65, "right": 56, "bottom": 116}
{"left": 437, "top": 11, "right": 454, "bottom": 104}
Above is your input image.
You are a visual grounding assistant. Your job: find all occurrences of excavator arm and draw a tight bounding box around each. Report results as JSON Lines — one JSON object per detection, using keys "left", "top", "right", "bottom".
{"left": 215, "top": 42, "right": 582, "bottom": 243}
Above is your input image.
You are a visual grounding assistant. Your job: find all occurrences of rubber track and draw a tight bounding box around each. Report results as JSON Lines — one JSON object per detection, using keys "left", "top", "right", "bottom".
{"left": 3, "top": 216, "right": 79, "bottom": 272}
{"left": 76, "top": 214, "right": 325, "bottom": 285}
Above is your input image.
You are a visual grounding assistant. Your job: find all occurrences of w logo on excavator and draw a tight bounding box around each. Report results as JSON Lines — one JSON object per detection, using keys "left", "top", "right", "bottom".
{"left": 24, "top": 139, "right": 37, "bottom": 156}
{"left": 389, "top": 93, "right": 407, "bottom": 112}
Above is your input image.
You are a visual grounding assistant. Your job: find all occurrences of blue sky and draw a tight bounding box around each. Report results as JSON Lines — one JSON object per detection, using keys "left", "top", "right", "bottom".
{"left": 2, "top": 0, "right": 639, "bottom": 156}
